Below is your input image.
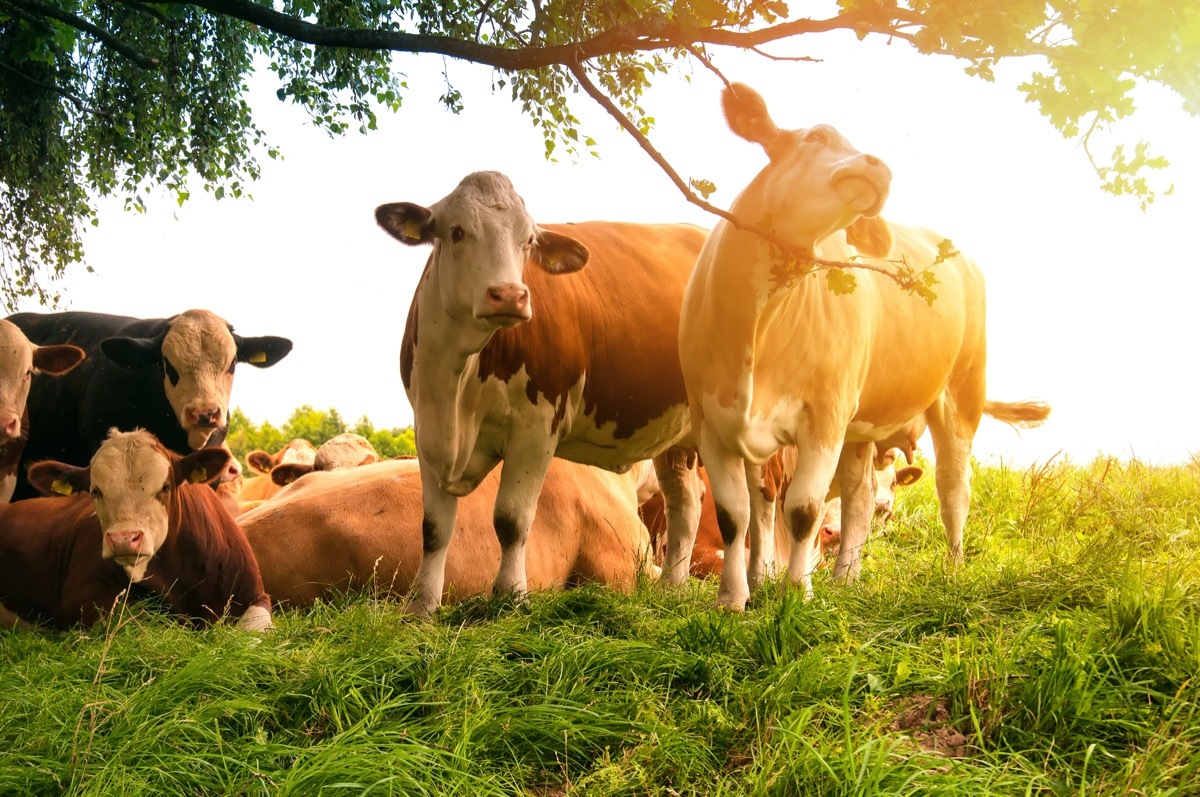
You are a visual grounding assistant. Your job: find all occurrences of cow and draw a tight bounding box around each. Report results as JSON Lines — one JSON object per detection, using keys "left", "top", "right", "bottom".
{"left": 6, "top": 309, "right": 292, "bottom": 500}
{"left": 238, "top": 457, "right": 656, "bottom": 607}
{"left": 376, "top": 172, "right": 707, "bottom": 613}
{"left": 0, "top": 429, "right": 272, "bottom": 631}
{"left": 678, "top": 83, "right": 1050, "bottom": 609}
{"left": 237, "top": 438, "right": 319, "bottom": 503}
{"left": 641, "top": 446, "right": 923, "bottom": 578}
{"left": 0, "top": 320, "right": 86, "bottom": 503}
{"left": 268, "top": 433, "right": 380, "bottom": 486}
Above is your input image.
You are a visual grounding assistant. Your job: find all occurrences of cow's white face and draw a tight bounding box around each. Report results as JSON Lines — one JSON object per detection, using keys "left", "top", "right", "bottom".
{"left": 269, "top": 433, "right": 380, "bottom": 486}
{"left": 721, "top": 84, "right": 892, "bottom": 251}
{"left": 0, "top": 320, "right": 85, "bottom": 442}
{"left": 27, "top": 429, "right": 232, "bottom": 582}
{"left": 376, "top": 171, "right": 589, "bottom": 344}
{"left": 101, "top": 309, "right": 293, "bottom": 450}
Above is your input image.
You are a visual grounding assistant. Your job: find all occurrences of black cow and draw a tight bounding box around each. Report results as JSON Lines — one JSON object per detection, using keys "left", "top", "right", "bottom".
{"left": 7, "top": 309, "right": 291, "bottom": 500}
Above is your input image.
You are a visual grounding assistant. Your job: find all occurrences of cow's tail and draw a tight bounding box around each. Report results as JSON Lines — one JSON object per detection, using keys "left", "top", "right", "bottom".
{"left": 983, "top": 400, "right": 1051, "bottom": 429}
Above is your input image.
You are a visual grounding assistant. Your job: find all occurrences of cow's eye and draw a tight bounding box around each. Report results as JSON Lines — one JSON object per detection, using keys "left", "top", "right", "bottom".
{"left": 90, "top": 487, "right": 103, "bottom": 500}
{"left": 450, "top": 226, "right": 465, "bottom": 244}
{"left": 227, "top": 358, "right": 236, "bottom": 375}
{"left": 159, "top": 483, "right": 170, "bottom": 496}
{"left": 526, "top": 234, "right": 535, "bottom": 247}
{"left": 163, "top": 358, "right": 180, "bottom": 387}
{"left": 24, "top": 369, "right": 32, "bottom": 380}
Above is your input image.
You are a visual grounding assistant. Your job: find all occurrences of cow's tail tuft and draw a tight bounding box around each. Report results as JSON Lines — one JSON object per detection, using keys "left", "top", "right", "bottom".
{"left": 983, "top": 400, "right": 1051, "bottom": 429}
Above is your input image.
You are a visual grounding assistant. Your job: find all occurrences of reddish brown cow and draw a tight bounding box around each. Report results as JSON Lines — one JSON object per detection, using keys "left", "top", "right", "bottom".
{"left": 239, "top": 458, "right": 656, "bottom": 607}
{"left": 0, "top": 430, "right": 271, "bottom": 631}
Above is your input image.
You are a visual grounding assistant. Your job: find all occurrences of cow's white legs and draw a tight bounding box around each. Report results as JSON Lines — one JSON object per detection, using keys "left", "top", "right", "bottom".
{"left": 926, "top": 401, "right": 975, "bottom": 563}
{"left": 407, "top": 457, "right": 461, "bottom": 614}
{"left": 830, "top": 444, "right": 876, "bottom": 583}
{"left": 491, "top": 448, "right": 554, "bottom": 598}
{"left": 698, "top": 427, "right": 752, "bottom": 610}
{"left": 237, "top": 604, "right": 274, "bottom": 632}
{"left": 781, "top": 444, "right": 841, "bottom": 599}
{"left": 654, "top": 447, "right": 703, "bottom": 586}
{"left": 745, "top": 460, "right": 778, "bottom": 592}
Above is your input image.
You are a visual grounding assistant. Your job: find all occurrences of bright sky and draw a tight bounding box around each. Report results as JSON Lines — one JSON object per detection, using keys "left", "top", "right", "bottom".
{"left": 17, "top": 26, "right": 1200, "bottom": 466}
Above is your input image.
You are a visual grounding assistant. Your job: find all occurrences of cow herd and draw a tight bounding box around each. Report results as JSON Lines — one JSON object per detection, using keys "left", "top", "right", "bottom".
{"left": 0, "top": 82, "right": 1047, "bottom": 633}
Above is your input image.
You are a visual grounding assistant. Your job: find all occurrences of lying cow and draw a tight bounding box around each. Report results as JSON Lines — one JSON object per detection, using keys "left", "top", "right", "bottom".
{"left": 0, "top": 429, "right": 272, "bottom": 631}
{"left": 6, "top": 309, "right": 292, "bottom": 500}
{"left": 269, "top": 433, "right": 380, "bottom": 486}
{"left": 0, "top": 320, "right": 86, "bottom": 502}
{"left": 238, "top": 457, "right": 655, "bottom": 607}
{"left": 679, "top": 83, "right": 1050, "bottom": 608}
{"left": 237, "top": 438, "right": 319, "bottom": 503}
{"left": 377, "top": 174, "right": 707, "bottom": 613}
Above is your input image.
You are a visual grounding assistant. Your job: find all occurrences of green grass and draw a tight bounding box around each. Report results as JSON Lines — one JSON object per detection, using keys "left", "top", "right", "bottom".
{"left": 3, "top": 456, "right": 1200, "bottom": 795}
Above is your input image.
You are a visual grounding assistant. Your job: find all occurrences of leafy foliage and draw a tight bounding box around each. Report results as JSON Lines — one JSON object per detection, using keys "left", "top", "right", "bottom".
{"left": 226, "top": 404, "right": 415, "bottom": 467}
{"left": 1, "top": 0, "right": 1197, "bottom": 305}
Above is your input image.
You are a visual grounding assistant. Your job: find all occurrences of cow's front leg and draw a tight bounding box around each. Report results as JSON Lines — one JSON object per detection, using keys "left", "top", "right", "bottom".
{"left": 406, "top": 458, "right": 461, "bottom": 615}
{"left": 654, "top": 447, "right": 703, "bottom": 586}
{"left": 745, "top": 459, "right": 778, "bottom": 593}
{"left": 492, "top": 446, "right": 554, "bottom": 598}
{"left": 698, "top": 426, "right": 751, "bottom": 610}
{"left": 831, "top": 443, "right": 876, "bottom": 583}
{"left": 781, "top": 443, "right": 841, "bottom": 600}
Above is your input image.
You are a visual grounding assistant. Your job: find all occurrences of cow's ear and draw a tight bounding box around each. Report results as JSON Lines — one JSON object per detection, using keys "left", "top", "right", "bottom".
{"left": 895, "top": 466, "right": 923, "bottom": 488}
{"left": 176, "top": 447, "right": 232, "bottom": 486}
{"left": 721, "top": 83, "right": 782, "bottom": 149}
{"left": 27, "top": 461, "right": 90, "bottom": 497}
{"left": 376, "top": 202, "right": 435, "bottom": 246}
{"left": 100, "top": 337, "right": 162, "bottom": 370}
{"left": 246, "top": 450, "right": 274, "bottom": 475}
{"left": 271, "top": 463, "right": 313, "bottom": 486}
{"left": 235, "top": 336, "right": 293, "bottom": 368}
{"left": 844, "top": 215, "right": 894, "bottom": 258}
{"left": 32, "top": 344, "right": 86, "bottom": 375}
{"left": 531, "top": 229, "right": 588, "bottom": 275}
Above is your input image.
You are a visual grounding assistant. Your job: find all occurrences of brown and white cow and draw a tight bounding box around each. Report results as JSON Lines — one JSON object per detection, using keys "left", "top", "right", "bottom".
{"left": 376, "top": 173, "right": 706, "bottom": 612}
{"left": 679, "top": 83, "right": 1049, "bottom": 609}
{"left": 268, "top": 433, "right": 380, "bottom": 487}
{"left": 0, "top": 429, "right": 272, "bottom": 631}
{"left": 0, "top": 320, "right": 86, "bottom": 502}
{"left": 239, "top": 457, "right": 655, "bottom": 607}
{"left": 237, "top": 438, "right": 319, "bottom": 503}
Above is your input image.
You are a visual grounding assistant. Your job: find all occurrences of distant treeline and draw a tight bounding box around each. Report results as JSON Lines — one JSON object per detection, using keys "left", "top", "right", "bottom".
{"left": 227, "top": 406, "right": 416, "bottom": 469}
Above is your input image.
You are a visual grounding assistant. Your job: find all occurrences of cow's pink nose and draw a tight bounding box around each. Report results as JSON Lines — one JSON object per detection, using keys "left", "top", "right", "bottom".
{"left": 1, "top": 415, "right": 18, "bottom": 440}
{"left": 486, "top": 284, "right": 529, "bottom": 314}
{"left": 107, "top": 530, "right": 144, "bottom": 555}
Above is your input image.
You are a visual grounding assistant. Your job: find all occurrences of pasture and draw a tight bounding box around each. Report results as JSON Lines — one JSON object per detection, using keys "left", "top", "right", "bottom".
{"left": 3, "top": 455, "right": 1199, "bottom": 796}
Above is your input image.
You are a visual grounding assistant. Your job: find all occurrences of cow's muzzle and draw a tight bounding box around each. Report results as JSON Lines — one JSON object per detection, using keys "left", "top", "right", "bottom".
{"left": 478, "top": 283, "right": 531, "bottom": 327}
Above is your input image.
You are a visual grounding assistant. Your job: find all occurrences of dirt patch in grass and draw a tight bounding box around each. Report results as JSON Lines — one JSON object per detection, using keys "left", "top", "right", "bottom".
{"left": 889, "top": 694, "right": 971, "bottom": 758}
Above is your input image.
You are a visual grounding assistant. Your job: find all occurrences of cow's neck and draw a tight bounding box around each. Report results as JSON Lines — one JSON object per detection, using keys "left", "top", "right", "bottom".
{"left": 410, "top": 293, "right": 496, "bottom": 488}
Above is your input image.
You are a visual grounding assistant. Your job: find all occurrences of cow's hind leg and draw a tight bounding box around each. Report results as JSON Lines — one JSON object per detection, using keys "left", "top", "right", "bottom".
{"left": 655, "top": 447, "right": 703, "bottom": 587}
{"left": 830, "top": 443, "right": 876, "bottom": 583}
{"left": 745, "top": 460, "right": 778, "bottom": 593}
{"left": 925, "top": 393, "right": 982, "bottom": 563}
{"left": 492, "top": 449, "right": 554, "bottom": 599}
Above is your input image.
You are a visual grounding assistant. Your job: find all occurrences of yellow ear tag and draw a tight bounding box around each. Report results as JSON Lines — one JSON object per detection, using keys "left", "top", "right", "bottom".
{"left": 403, "top": 219, "right": 422, "bottom": 240}
{"left": 547, "top": 256, "right": 559, "bottom": 267}
{"left": 248, "top": 351, "right": 267, "bottom": 364}
{"left": 51, "top": 479, "right": 74, "bottom": 496}
{"left": 189, "top": 467, "right": 208, "bottom": 484}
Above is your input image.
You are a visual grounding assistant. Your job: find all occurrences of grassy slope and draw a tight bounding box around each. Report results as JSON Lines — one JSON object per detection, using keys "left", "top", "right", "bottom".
{"left": 2, "top": 457, "right": 1200, "bottom": 796}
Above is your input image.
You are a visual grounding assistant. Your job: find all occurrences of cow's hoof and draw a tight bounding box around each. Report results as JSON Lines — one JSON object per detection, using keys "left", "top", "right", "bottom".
{"left": 402, "top": 598, "right": 437, "bottom": 617}
{"left": 716, "top": 592, "right": 749, "bottom": 612}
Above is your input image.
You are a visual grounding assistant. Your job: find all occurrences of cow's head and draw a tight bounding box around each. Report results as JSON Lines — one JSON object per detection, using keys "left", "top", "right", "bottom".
{"left": 270, "top": 432, "right": 380, "bottom": 486}
{"left": 872, "top": 447, "right": 923, "bottom": 522}
{"left": 28, "top": 429, "right": 233, "bottom": 582}
{"left": 246, "top": 438, "right": 317, "bottom": 476}
{"left": 0, "top": 320, "right": 86, "bottom": 442}
{"left": 99, "top": 310, "right": 292, "bottom": 450}
{"left": 721, "top": 83, "right": 893, "bottom": 257}
{"left": 376, "top": 171, "right": 590, "bottom": 340}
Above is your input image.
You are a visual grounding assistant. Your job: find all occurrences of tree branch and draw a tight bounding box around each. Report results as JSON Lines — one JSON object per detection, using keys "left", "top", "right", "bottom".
{"left": 10, "top": 0, "right": 160, "bottom": 70}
